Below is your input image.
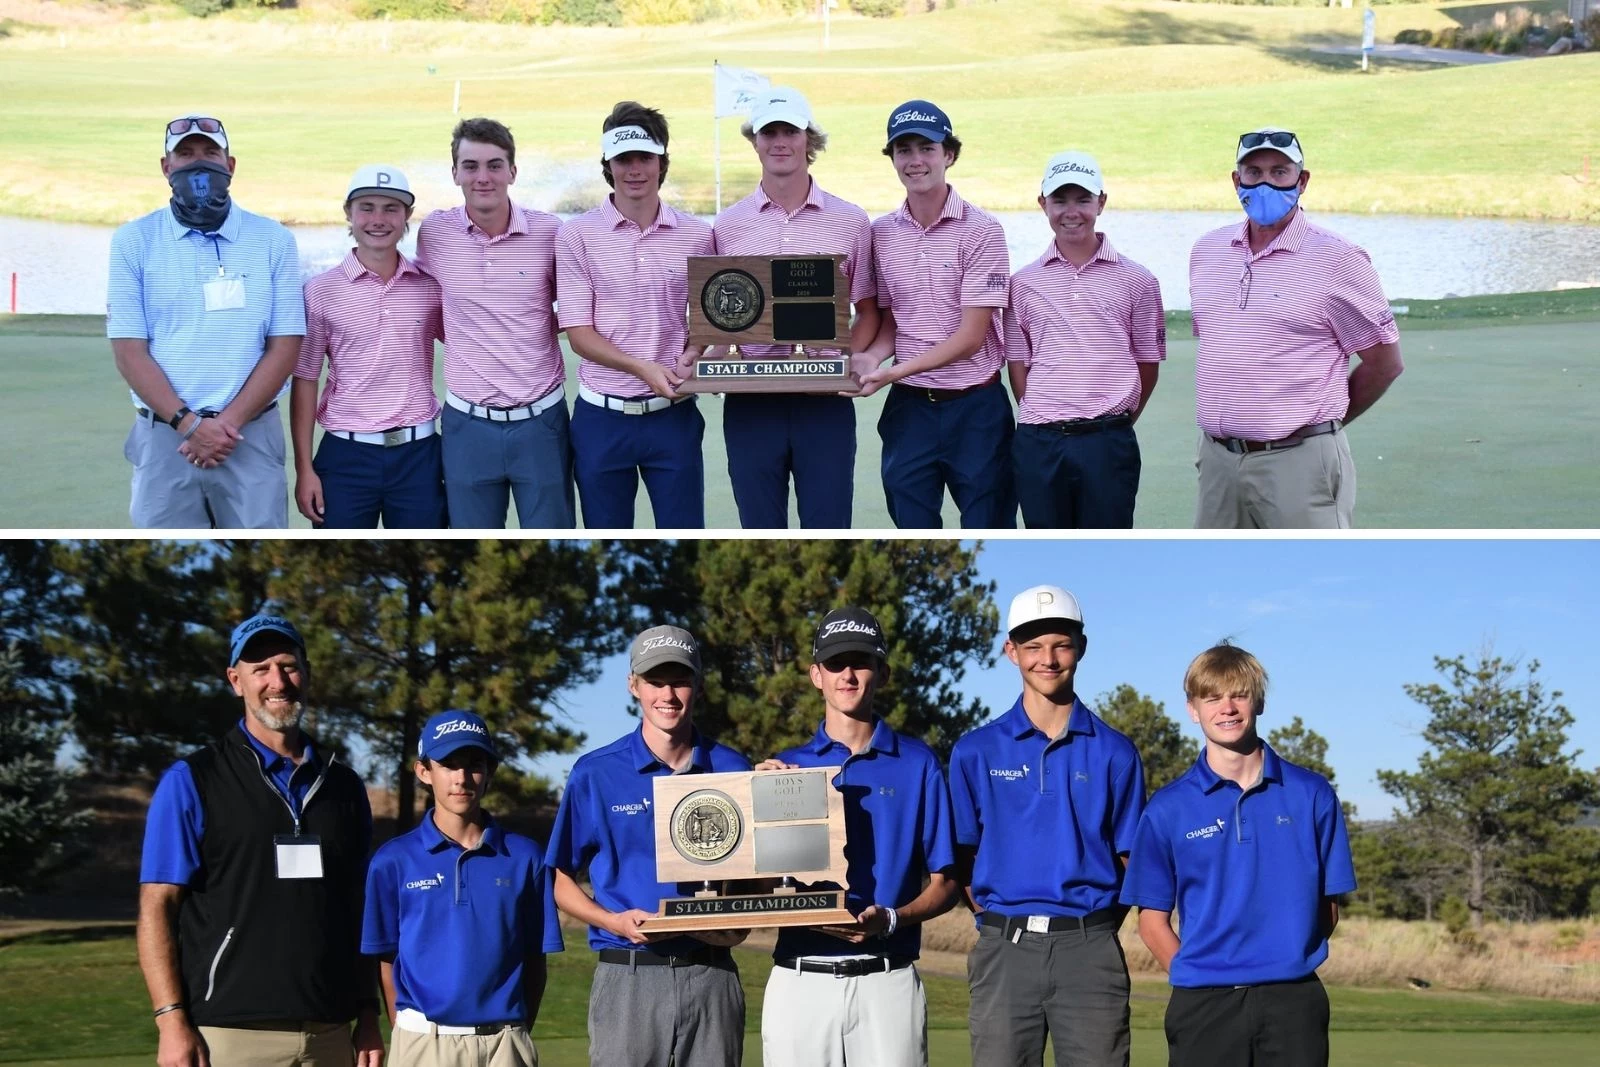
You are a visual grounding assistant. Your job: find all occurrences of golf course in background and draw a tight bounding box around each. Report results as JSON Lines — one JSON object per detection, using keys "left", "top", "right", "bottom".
{"left": 2, "top": 925, "right": 1598, "bottom": 1066}
{"left": 7, "top": 288, "right": 1598, "bottom": 528}
{"left": 1, "top": 0, "right": 1597, "bottom": 225}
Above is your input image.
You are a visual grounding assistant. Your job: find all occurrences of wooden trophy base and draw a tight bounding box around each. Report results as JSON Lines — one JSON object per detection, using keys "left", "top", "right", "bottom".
{"left": 637, "top": 888, "right": 856, "bottom": 933}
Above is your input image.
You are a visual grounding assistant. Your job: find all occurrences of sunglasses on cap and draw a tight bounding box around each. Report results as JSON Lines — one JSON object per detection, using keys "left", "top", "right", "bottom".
{"left": 1237, "top": 130, "right": 1299, "bottom": 152}
{"left": 166, "top": 117, "right": 226, "bottom": 138}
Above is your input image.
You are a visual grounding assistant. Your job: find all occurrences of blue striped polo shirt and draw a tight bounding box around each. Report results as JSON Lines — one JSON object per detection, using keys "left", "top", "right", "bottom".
{"left": 107, "top": 203, "right": 307, "bottom": 412}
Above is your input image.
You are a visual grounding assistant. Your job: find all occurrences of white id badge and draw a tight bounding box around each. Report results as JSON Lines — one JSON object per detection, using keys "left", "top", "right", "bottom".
{"left": 273, "top": 834, "right": 324, "bottom": 879}
{"left": 203, "top": 273, "right": 246, "bottom": 312}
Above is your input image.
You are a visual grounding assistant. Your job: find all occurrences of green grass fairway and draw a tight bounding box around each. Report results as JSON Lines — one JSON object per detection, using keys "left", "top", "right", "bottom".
{"left": 2, "top": 928, "right": 1597, "bottom": 1066}
{"left": 7, "top": 290, "right": 1598, "bottom": 529}
{"left": 0, "top": 0, "right": 1597, "bottom": 224}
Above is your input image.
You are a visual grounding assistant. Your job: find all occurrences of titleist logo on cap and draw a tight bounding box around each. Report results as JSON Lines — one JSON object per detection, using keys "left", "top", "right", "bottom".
{"left": 642, "top": 635, "right": 695, "bottom": 653}
{"left": 892, "top": 109, "right": 943, "bottom": 126}
{"left": 1049, "top": 161, "right": 1096, "bottom": 178}
{"left": 433, "top": 718, "right": 487, "bottom": 740}
{"left": 820, "top": 619, "right": 880, "bottom": 640}
{"left": 613, "top": 128, "right": 654, "bottom": 143}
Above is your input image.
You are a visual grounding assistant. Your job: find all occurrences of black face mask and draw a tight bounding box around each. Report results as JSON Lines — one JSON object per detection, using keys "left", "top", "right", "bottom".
{"left": 167, "top": 160, "right": 233, "bottom": 232}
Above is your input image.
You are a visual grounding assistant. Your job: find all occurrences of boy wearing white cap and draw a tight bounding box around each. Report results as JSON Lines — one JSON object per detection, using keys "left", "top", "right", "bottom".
{"left": 948, "top": 586, "right": 1146, "bottom": 1067}
{"left": 1005, "top": 153, "right": 1165, "bottom": 529}
{"left": 363, "top": 710, "right": 564, "bottom": 1067}
{"left": 706, "top": 86, "right": 879, "bottom": 529}
{"left": 292, "top": 165, "right": 447, "bottom": 528}
{"left": 556, "top": 102, "right": 715, "bottom": 530}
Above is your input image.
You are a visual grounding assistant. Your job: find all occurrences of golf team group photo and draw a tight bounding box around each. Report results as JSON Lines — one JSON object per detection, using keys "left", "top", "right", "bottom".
{"left": 110, "top": 90, "right": 1404, "bottom": 533}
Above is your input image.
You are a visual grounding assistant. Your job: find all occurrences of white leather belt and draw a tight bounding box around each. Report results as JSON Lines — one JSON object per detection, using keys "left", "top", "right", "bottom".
{"left": 327, "top": 420, "right": 438, "bottom": 447}
{"left": 393, "top": 1008, "right": 517, "bottom": 1037}
{"left": 577, "top": 384, "right": 689, "bottom": 415}
{"left": 446, "top": 386, "right": 564, "bottom": 422}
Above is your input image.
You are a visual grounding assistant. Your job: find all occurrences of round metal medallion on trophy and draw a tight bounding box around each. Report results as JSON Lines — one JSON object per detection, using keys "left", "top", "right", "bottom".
{"left": 670, "top": 789, "right": 744, "bottom": 863}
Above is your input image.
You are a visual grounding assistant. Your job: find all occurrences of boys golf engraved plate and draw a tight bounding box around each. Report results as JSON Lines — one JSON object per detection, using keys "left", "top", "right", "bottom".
{"left": 636, "top": 766, "right": 855, "bottom": 933}
{"left": 680, "top": 255, "right": 854, "bottom": 395}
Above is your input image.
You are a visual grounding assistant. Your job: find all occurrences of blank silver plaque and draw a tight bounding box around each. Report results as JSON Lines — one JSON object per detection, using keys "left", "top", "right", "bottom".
{"left": 753, "top": 824, "right": 831, "bottom": 873}
{"left": 752, "top": 771, "right": 829, "bottom": 822}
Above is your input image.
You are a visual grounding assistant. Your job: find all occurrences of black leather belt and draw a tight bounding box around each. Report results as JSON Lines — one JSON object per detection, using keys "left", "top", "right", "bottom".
{"left": 596, "top": 946, "right": 731, "bottom": 968}
{"left": 977, "top": 906, "right": 1126, "bottom": 938}
{"left": 1036, "top": 412, "right": 1132, "bottom": 436}
{"left": 774, "top": 955, "right": 913, "bottom": 977}
{"left": 1212, "top": 419, "right": 1340, "bottom": 454}
{"left": 893, "top": 372, "right": 1000, "bottom": 403}
{"left": 137, "top": 401, "right": 278, "bottom": 422}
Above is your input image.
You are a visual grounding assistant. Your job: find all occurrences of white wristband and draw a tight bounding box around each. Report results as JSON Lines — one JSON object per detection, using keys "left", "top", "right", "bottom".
{"left": 883, "top": 907, "right": 899, "bottom": 938}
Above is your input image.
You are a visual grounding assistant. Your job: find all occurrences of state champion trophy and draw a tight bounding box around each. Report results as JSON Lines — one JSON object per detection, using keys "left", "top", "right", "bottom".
{"left": 677, "top": 254, "right": 854, "bottom": 394}
{"left": 635, "top": 766, "right": 857, "bottom": 933}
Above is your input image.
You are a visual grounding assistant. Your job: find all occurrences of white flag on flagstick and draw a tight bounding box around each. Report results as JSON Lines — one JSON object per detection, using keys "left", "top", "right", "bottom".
{"left": 713, "top": 62, "right": 770, "bottom": 118}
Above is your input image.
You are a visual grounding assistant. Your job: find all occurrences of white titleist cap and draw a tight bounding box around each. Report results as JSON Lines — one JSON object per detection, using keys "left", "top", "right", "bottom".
{"left": 749, "top": 86, "right": 820, "bottom": 134}
{"left": 1236, "top": 127, "right": 1305, "bottom": 166}
{"left": 1040, "top": 151, "right": 1104, "bottom": 197}
{"left": 602, "top": 125, "right": 666, "bottom": 161}
{"left": 1007, "top": 585, "right": 1083, "bottom": 633}
{"left": 345, "top": 165, "right": 414, "bottom": 207}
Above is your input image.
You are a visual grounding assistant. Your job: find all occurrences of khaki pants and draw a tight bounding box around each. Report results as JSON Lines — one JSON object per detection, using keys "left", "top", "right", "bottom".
{"left": 390, "top": 1024, "right": 538, "bottom": 1067}
{"left": 1195, "top": 429, "right": 1355, "bottom": 529}
{"left": 197, "top": 1020, "right": 351, "bottom": 1066}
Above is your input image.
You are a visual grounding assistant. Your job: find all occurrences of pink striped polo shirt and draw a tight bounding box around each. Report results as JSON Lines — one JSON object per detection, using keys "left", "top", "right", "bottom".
{"left": 1190, "top": 210, "right": 1399, "bottom": 440}
{"left": 415, "top": 202, "right": 564, "bottom": 407}
{"left": 1004, "top": 235, "right": 1166, "bottom": 423}
{"left": 295, "top": 251, "right": 444, "bottom": 433}
{"left": 556, "top": 197, "right": 713, "bottom": 397}
{"left": 712, "top": 179, "right": 876, "bottom": 361}
{"left": 871, "top": 185, "right": 1009, "bottom": 390}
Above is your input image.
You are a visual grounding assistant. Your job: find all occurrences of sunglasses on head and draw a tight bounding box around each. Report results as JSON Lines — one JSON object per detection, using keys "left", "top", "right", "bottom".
{"left": 1238, "top": 130, "right": 1299, "bottom": 152}
{"left": 166, "top": 117, "right": 225, "bottom": 138}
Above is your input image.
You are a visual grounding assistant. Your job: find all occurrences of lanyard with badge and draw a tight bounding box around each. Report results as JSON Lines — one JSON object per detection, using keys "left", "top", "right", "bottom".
{"left": 201, "top": 233, "right": 247, "bottom": 312}
{"left": 270, "top": 761, "right": 325, "bottom": 880}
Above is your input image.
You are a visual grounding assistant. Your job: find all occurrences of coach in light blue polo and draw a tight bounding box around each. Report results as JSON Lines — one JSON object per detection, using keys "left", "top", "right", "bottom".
{"left": 949, "top": 584, "right": 1145, "bottom": 1066}
{"left": 546, "top": 624, "right": 752, "bottom": 1067}
{"left": 108, "top": 112, "right": 305, "bottom": 529}
{"left": 362, "top": 709, "right": 562, "bottom": 1066}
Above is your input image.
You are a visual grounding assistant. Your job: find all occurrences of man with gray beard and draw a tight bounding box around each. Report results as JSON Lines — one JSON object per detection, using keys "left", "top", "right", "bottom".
{"left": 137, "top": 614, "right": 383, "bottom": 1067}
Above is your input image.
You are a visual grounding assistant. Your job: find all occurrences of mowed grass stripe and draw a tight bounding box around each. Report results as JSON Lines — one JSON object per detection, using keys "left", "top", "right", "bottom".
{"left": 0, "top": 0, "right": 1596, "bottom": 223}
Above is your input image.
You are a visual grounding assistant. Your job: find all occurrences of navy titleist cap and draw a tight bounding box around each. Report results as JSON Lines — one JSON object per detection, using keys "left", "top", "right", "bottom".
{"left": 419, "top": 710, "right": 498, "bottom": 762}
{"left": 812, "top": 606, "right": 888, "bottom": 662}
{"left": 885, "top": 100, "right": 953, "bottom": 147}
{"left": 229, "top": 614, "right": 304, "bottom": 665}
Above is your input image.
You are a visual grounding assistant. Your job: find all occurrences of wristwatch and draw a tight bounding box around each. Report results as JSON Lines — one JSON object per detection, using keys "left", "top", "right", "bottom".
{"left": 167, "top": 406, "right": 193, "bottom": 430}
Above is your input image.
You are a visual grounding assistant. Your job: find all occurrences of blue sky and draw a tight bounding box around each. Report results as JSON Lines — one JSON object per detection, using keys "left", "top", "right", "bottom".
{"left": 525, "top": 539, "right": 1600, "bottom": 820}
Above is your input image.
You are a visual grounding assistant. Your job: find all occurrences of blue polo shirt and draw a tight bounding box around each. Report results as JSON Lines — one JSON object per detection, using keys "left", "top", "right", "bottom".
{"left": 949, "top": 697, "right": 1145, "bottom": 919}
{"left": 362, "top": 811, "right": 563, "bottom": 1025}
{"left": 107, "top": 203, "right": 306, "bottom": 413}
{"left": 772, "top": 718, "right": 956, "bottom": 962}
{"left": 139, "top": 721, "right": 361, "bottom": 884}
{"left": 545, "top": 727, "right": 752, "bottom": 954}
{"left": 1119, "top": 744, "right": 1357, "bottom": 988}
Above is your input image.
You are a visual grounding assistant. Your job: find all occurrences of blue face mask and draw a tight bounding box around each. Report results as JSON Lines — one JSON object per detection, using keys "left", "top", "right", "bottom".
{"left": 1237, "top": 179, "right": 1301, "bottom": 227}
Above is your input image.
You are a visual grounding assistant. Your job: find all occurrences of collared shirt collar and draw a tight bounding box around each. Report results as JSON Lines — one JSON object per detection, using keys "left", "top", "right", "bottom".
{"left": 1041, "top": 233, "right": 1119, "bottom": 270}
{"left": 1191, "top": 741, "right": 1284, "bottom": 794}
{"left": 1229, "top": 207, "right": 1308, "bottom": 257}
{"left": 754, "top": 178, "right": 825, "bottom": 215}
{"left": 894, "top": 183, "right": 965, "bottom": 229}
{"left": 237, "top": 716, "right": 316, "bottom": 775}
{"left": 338, "top": 249, "right": 422, "bottom": 283}
{"left": 461, "top": 201, "right": 530, "bottom": 237}
{"left": 628, "top": 725, "right": 714, "bottom": 773}
{"left": 1001, "top": 696, "right": 1093, "bottom": 741}
{"left": 803, "top": 716, "right": 898, "bottom": 757}
{"left": 165, "top": 202, "right": 242, "bottom": 243}
{"left": 601, "top": 194, "right": 678, "bottom": 232}
{"left": 418, "top": 808, "right": 505, "bottom": 854}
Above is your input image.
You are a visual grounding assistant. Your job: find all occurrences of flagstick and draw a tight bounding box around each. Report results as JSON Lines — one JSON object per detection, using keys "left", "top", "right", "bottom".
{"left": 713, "top": 60, "right": 723, "bottom": 214}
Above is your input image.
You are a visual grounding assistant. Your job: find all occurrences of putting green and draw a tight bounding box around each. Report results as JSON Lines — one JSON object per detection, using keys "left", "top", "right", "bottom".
{"left": 6, "top": 297, "right": 1596, "bottom": 529}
